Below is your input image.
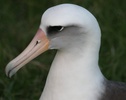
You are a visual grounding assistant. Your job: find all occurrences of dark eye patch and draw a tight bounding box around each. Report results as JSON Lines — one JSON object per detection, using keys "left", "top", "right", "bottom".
{"left": 47, "top": 26, "right": 64, "bottom": 35}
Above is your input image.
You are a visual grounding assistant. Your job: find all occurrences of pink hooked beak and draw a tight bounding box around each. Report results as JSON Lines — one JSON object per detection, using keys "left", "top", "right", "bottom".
{"left": 5, "top": 29, "right": 50, "bottom": 77}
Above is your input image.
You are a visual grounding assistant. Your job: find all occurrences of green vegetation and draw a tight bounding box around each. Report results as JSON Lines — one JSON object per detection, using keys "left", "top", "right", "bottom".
{"left": 0, "top": 0, "right": 126, "bottom": 99}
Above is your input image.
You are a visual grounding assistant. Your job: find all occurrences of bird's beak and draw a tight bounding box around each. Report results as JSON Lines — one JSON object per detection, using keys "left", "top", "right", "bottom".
{"left": 5, "top": 28, "right": 49, "bottom": 77}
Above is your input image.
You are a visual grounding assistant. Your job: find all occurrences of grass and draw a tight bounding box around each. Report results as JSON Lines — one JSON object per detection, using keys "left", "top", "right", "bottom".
{"left": 0, "top": 0, "right": 126, "bottom": 99}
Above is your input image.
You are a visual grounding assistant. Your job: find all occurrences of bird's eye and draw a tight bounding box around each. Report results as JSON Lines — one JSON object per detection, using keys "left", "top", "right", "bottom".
{"left": 57, "top": 26, "right": 64, "bottom": 31}
{"left": 47, "top": 26, "right": 64, "bottom": 34}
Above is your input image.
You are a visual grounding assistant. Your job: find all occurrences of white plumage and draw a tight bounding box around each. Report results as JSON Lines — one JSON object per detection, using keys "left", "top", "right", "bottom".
{"left": 6, "top": 4, "right": 126, "bottom": 100}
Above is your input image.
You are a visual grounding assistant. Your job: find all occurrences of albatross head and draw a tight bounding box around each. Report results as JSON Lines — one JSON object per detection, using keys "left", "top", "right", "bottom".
{"left": 5, "top": 4, "right": 101, "bottom": 77}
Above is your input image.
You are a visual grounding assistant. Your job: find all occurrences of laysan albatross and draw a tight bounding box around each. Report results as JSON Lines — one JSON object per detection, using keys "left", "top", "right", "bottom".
{"left": 5, "top": 4, "right": 126, "bottom": 100}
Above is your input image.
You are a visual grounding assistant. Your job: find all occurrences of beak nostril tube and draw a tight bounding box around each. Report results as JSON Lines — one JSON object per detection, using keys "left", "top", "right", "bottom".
{"left": 37, "top": 40, "right": 41, "bottom": 43}
{"left": 35, "top": 40, "right": 41, "bottom": 46}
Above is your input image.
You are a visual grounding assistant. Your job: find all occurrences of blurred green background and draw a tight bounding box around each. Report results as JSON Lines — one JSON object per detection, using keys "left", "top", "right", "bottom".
{"left": 0, "top": 0, "right": 126, "bottom": 100}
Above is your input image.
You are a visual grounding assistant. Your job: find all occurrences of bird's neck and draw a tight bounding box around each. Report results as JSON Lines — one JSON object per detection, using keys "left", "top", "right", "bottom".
{"left": 40, "top": 44, "right": 105, "bottom": 100}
